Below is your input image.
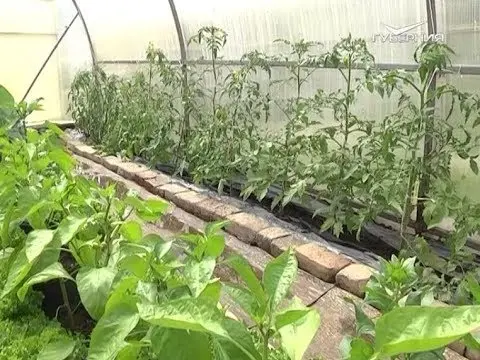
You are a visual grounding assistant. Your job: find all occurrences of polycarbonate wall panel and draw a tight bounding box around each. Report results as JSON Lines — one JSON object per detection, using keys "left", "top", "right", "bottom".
{"left": 75, "top": 0, "right": 180, "bottom": 62}
{"left": 177, "top": 0, "right": 428, "bottom": 64}
{"left": 436, "top": 0, "right": 480, "bottom": 65}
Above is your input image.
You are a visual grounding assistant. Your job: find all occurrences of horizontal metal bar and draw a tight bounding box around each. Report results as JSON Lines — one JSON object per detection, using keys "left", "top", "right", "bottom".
{"left": 97, "top": 58, "right": 480, "bottom": 75}
{"left": 0, "top": 31, "right": 56, "bottom": 36}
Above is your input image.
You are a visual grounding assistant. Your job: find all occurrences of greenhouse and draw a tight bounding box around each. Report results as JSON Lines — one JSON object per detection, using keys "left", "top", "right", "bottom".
{"left": 1, "top": 0, "right": 480, "bottom": 359}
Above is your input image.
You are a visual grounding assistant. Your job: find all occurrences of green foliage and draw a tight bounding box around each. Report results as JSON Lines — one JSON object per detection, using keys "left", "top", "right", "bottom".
{"left": 225, "top": 248, "right": 321, "bottom": 360}
{"left": 0, "top": 82, "right": 321, "bottom": 360}
{"left": 342, "top": 256, "right": 480, "bottom": 359}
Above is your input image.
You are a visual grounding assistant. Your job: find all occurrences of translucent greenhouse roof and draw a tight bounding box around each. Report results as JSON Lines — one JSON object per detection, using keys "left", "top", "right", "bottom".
{"left": 57, "top": 0, "right": 480, "bottom": 72}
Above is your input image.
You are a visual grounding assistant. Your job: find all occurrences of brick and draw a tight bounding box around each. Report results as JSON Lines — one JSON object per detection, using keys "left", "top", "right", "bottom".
{"left": 445, "top": 349, "right": 467, "bottom": 360}
{"left": 134, "top": 170, "right": 158, "bottom": 188}
{"left": 116, "top": 161, "right": 149, "bottom": 180}
{"left": 214, "top": 203, "right": 243, "bottom": 219}
{"left": 270, "top": 235, "right": 308, "bottom": 257}
{"left": 254, "top": 227, "right": 292, "bottom": 252}
{"left": 296, "top": 243, "right": 351, "bottom": 283}
{"left": 75, "top": 144, "right": 97, "bottom": 160}
{"left": 161, "top": 206, "right": 206, "bottom": 234}
{"left": 100, "top": 155, "right": 123, "bottom": 172}
{"left": 158, "top": 183, "right": 189, "bottom": 201}
{"left": 307, "top": 287, "right": 380, "bottom": 360}
{"left": 466, "top": 348, "right": 480, "bottom": 360}
{"left": 194, "top": 198, "right": 242, "bottom": 221}
{"left": 170, "top": 191, "right": 209, "bottom": 215}
{"left": 144, "top": 174, "right": 172, "bottom": 194}
{"left": 335, "top": 263, "right": 374, "bottom": 298}
{"left": 292, "top": 269, "right": 334, "bottom": 305}
{"left": 223, "top": 234, "right": 273, "bottom": 278}
{"left": 226, "top": 212, "right": 271, "bottom": 244}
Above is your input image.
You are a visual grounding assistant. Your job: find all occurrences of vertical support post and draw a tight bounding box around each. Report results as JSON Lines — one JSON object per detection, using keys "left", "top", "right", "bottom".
{"left": 71, "top": 0, "right": 97, "bottom": 66}
{"left": 416, "top": 0, "right": 438, "bottom": 232}
{"left": 22, "top": 13, "right": 79, "bottom": 102}
{"left": 167, "top": 0, "right": 190, "bottom": 164}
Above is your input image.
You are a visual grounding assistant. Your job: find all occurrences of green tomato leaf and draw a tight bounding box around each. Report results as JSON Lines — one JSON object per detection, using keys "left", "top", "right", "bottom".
{"left": 77, "top": 267, "right": 117, "bottom": 320}
{"left": 88, "top": 303, "right": 140, "bottom": 360}
{"left": 262, "top": 248, "right": 297, "bottom": 311}
{"left": 375, "top": 305, "right": 480, "bottom": 356}
{"left": 120, "top": 221, "right": 143, "bottom": 243}
{"left": 37, "top": 339, "right": 76, "bottom": 360}
{"left": 17, "top": 262, "right": 73, "bottom": 301}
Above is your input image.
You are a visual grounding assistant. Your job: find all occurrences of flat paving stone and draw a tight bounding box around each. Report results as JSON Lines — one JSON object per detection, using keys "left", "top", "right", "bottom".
{"left": 335, "top": 263, "right": 374, "bottom": 298}
{"left": 226, "top": 212, "right": 271, "bottom": 244}
{"left": 307, "top": 287, "right": 380, "bottom": 360}
{"left": 296, "top": 243, "right": 351, "bottom": 283}
{"left": 270, "top": 234, "right": 308, "bottom": 257}
{"left": 170, "top": 191, "right": 210, "bottom": 215}
{"left": 254, "top": 227, "right": 292, "bottom": 252}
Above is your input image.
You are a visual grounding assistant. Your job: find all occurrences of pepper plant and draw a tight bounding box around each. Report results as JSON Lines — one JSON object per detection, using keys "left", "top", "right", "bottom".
{"left": 342, "top": 256, "right": 480, "bottom": 359}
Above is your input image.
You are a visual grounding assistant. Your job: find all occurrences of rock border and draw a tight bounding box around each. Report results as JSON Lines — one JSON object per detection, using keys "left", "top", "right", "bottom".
{"left": 66, "top": 137, "right": 467, "bottom": 360}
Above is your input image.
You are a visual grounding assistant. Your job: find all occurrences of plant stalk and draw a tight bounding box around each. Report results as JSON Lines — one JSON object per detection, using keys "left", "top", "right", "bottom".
{"left": 60, "top": 280, "right": 75, "bottom": 329}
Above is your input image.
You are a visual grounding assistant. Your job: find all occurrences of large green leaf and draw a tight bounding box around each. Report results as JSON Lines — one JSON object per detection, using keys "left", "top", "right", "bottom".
{"left": 104, "top": 276, "right": 139, "bottom": 315}
{"left": 138, "top": 298, "right": 261, "bottom": 360}
{"left": 1, "top": 249, "right": 32, "bottom": 298}
{"left": 342, "top": 337, "right": 375, "bottom": 360}
{"left": 54, "top": 216, "right": 87, "bottom": 245}
{"left": 184, "top": 257, "right": 216, "bottom": 297}
{"left": 37, "top": 339, "right": 76, "bottom": 360}
{"left": 77, "top": 267, "right": 117, "bottom": 320}
{"left": 49, "top": 148, "right": 76, "bottom": 174}
{"left": 225, "top": 255, "right": 266, "bottom": 305}
{"left": 17, "top": 262, "right": 73, "bottom": 301}
{"left": 375, "top": 305, "right": 480, "bottom": 356}
{"left": 88, "top": 303, "right": 140, "bottom": 360}
{"left": 223, "top": 284, "right": 260, "bottom": 321}
{"left": 25, "top": 229, "right": 55, "bottom": 262}
{"left": 344, "top": 298, "right": 375, "bottom": 337}
{"left": 151, "top": 327, "right": 213, "bottom": 360}
{"left": 277, "top": 304, "right": 321, "bottom": 360}
{"left": 0, "top": 85, "right": 14, "bottom": 108}
{"left": 263, "top": 249, "right": 297, "bottom": 310}
{"left": 120, "top": 221, "right": 143, "bottom": 243}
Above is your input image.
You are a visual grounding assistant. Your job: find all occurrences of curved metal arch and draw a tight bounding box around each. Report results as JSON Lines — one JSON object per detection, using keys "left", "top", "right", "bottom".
{"left": 71, "top": 0, "right": 97, "bottom": 66}
{"left": 167, "top": 0, "right": 187, "bottom": 66}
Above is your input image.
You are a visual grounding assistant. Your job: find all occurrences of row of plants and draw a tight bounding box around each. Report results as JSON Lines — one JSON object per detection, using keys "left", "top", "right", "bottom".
{"left": 4, "top": 83, "right": 480, "bottom": 359}
{"left": 69, "top": 27, "right": 480, "bottom": 303}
